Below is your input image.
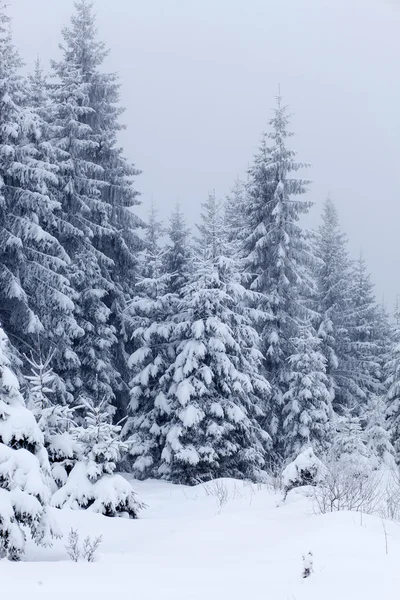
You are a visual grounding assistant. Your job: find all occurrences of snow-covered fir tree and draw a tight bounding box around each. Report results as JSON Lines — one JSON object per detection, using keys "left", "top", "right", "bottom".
{"left": 122, "top": 205, "right": 182, "bottom": 476}
{"left": 25, "top": 350, "right": 79, "bottom": 489}
{"left": 25, "top": 58, "right": 83, "bottom": 403}
{"left": 241, "top": 97, "right": 314, "bottom": 451}
{"left": 346, "top": 252, "right": 382, "bottom": 410}
{"left": 385, "top": 325, "right": 400, "bottom": 463}
{"left": 282, "top": 322, "right": 333, "bottom": 459}
{"left": 58, "top": 0, "right": 143, "bottom": 412}
{"left": 316, "top": 202, "right": 383, "bottom": 416}
{"left": 0, "top": 7, "right": 80, "bottom": 390}
{"left": 126, "top": 194, "right": 271, "bottom": 483}
{"left": 332, "top": 407, "right": 369, "bottom": 470}
{"left": 0, "top": 326, "right": 56, "bottom": 559}
{"left": 139, "top": 203, "right": 165, "bottom": 286}
{"left": 224, "top": 178, "right": 248, "bottom": 253}
{"left": 52, "top": 397, "right": 143, "bottom": 517}
{"left": 50, "top": 1, "right": 123, "bottom": 409}
{"left": 315, "top": 198, "right": 354, "bottom": 411}
{"left": 163, "top": 202, "right": 193, "bottom": 296}
{"left": 363, "top": 394, "right": 395, "bottom": 469}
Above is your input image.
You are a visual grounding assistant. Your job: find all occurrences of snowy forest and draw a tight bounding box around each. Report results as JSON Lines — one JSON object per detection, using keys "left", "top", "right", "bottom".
{"left": 1, "top": 0, "right": 400, "bottom": 575}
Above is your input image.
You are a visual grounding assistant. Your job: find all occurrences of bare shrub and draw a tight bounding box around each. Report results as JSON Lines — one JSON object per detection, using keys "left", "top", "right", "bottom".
{"left": 264, "top": 455, "right": 285, "bottom": 493}
{"left": 312, "top": 460, "right": 383, "bottom": 515}
{"left": 380, "top": 468, "right": 400, "bottom": 522}
{"left": 65, "top": 528, "right": 80, "bottom": 562}
{"left": 82, "top": 535, "right": 103, "bottom": 562}
{"left": 203, "top": 480, "right": 230, "bottom": 513}
{"left": 65, "top": 528, "right": 103, "bottom": 562}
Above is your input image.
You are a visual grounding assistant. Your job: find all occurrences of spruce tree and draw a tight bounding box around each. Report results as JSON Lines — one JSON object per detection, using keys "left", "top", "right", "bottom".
{"left": 347, "top": 252, "right": 382, "bottom": 408}
{"left": 282, "top": 323, "right": 333, "bottom": 459}
{"left": 50, "top": 0, "right": 129, "bottom": 409}
{"left": 127, "top": 194, "right": 271, "bottom": 483}
{"left": 57, "top": 0, "right": 143, "bottom": 410}
{"left": 385, "top": 326, "right": 400, "bottom": 463}
{"left": 25, "top": 59, "right": 83, "bottom": 402}
{"left": 315, "top": 198, "right": 353, "bottom": 411}
{"left": 363, "top": 395, "right": 395, "bottom": 469}
{"left": 163, "top": 203, "right": 192, "bottom": 296}
{"left": 0, "top": 327, "right": 55, "bottom": 559}
{"left": 52, "top": 398, "right": 144, "bottom": 517}
{"left": 0, "top": 7, "right": 80, "bottom": 391}
{"left": 122, "top": 205, "right": 180, "bottom": 476}
{"left": 241, "top": 97, "right": 314, "bottom": 449}
{"left": 25, "top": 351, "right": 79, "bottom": 489}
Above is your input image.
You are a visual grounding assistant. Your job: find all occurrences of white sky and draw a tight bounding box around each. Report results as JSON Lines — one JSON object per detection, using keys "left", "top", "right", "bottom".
{"left": 8, "top": 0, "right": 400, "bottom": 305}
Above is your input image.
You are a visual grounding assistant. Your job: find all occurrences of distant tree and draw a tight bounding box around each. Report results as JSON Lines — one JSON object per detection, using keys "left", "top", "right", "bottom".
{"left": 282, "top": 322, "right": 333, "bottom": 459}
{"left": 163, "top": 203, "right": 192, "bottom": 296}
{"left": 241, "top": 97, "right": 314, "bottom": 450}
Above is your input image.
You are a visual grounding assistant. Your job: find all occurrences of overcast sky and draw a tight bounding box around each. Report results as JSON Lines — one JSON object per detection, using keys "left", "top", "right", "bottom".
{"left": 8, "top": 0, "right": 400, "bottom": 306}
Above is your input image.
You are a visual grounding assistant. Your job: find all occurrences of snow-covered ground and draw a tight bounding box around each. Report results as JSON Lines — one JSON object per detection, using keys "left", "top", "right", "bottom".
{"left": 4, "top": 477, "right": 400, "bottom": 599}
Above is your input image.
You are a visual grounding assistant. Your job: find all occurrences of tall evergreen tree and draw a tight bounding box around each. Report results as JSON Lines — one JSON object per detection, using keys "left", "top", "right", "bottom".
{"left": 25, "top": 59, "right": 83, "bottom": 401}
{"left": 385, "top": 325, "right": 400, "bottom": 463}
{"left": 126, "top": 194, "right": 271, "bottom": 483}
{"left": 163, "top": 202, "right": 192, "bottom": 296}
{"left": 241, "top": 97, "right": 314, "bottom": 449}
{"left": 224, "top": 179, "right": 247, "bottom": 251}
{"left": 122, "top": 205, "right": 178, "bottom": 474}
{"left": 49, "top": 0, "right": 142, "bottom": 409}
{"left": 315, "top": 198, "right": 353, "bottom": 411}
{"left": 282, "top": 322, "right": 333, "bottom": 459}
{"left": 0, "top": 8, "right": 81, "bottom": 399}
{"left": 347, "top": 252, "right": 382, "bottom": 406}
{"left": 316, "top": 202, "right": 382, "bottom": 414}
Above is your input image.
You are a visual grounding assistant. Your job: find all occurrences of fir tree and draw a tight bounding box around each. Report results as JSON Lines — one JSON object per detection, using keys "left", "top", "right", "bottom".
{"left": 163, "top": 202, "right": 192, "bottom": 296}
{"left": 282, "top": 323, "right": 333, "bottom": 459}
{"left": 385, "top": 326, "right": 400, "bottom": 463}
{"left": 0, "top": 7, "right": 80, "bottom": 392}
{"left": 127, "top": 194, "right": 271, "bottom": 483}
{"left": 122, "top": 205, "right": 180, "bottom": 476}
{"left": 363, "top": 395, "right": 395, "bottom": 469}
{"left": 315, "top": 198, "right": 353, "bottom": 411}
{"left": 346, "top": 252, "right": 382, "bottom": 409}
{"left": 25, "top": 59, "right": 83, "bottom": 402}
{"left": 241, "top": 97, "right": 314, "bottom": 449}
{"left": 52, "top": 397, "right": 144, "bottom": 517}
{"left": 224, "top": 178, "right": 247, "bottom": 251}
{"left": 25, "top": 350, "right": 79, "bottom": 489}
{"left": 57, "top": 0, "right": 143, "bottom": 411}
{"left": 0, "top": 326, "right": 56, "bottom": 559}
{"left": 50, "top": 1, "right": 124, "bottom": 408}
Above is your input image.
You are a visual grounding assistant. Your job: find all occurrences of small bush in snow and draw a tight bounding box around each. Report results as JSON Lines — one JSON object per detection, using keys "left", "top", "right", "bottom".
{"left": 379, "top": 468, "right": 400, "bottom": 522}
{"left": 203, "top": 479, "right": 230, "bottom": 513}
{"left": 282, "top": 448, "right": 325, "bottom": 500}
{"left": 65, "top": 528, "right": 80, "bottom": 562}
{"left": 65, "top": 528, "right": 102, "bottom": 562}
{"left": 312, "top": 457, "right": 382, "bottom": 515}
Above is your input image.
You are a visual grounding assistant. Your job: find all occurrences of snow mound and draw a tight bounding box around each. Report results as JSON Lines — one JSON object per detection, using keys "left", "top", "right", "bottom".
{"left": 282, "top": 447, "right": 326, "bottom": 494}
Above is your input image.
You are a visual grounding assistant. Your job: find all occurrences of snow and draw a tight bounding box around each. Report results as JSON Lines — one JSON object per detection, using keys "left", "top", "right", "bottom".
{"left": 2, "top": 476, "right": 400, "bottom": 599}
{"left": 282, "top": 447, "right": 326, "bottom": 489}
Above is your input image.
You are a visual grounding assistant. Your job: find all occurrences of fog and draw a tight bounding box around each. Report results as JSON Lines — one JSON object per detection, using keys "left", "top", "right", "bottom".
{"left": 8, "top": 0, "right": 400, "bottom": 306}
